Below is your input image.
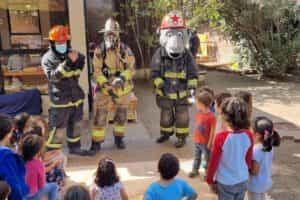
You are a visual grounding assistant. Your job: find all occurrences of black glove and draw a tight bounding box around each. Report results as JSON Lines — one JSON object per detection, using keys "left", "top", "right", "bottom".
{"left": 108, "top": 89, "right": 118, "bottom": 103}
{"left": 64, "top": 57, "right": 75, "bottom": 71}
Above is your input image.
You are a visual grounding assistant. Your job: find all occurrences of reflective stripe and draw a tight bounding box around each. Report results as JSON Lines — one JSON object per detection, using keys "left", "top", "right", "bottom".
{"left": 92, "top": 128, "right": 106, "bottom": 142}
{"left": 179, "top": 91, "right": 188, "bottom": 99}
{"left": 114, "top": 125, "right": 126, "bottom": 133}
{"left": 176, "top": 127, "right": 189, "bottom": 134}
{"left": 164, "top": 72, "right": 186, "bottom": 79}
{"left": 154, "top": 78, "right": 164, "bottom": 88}
{"left": 156, "top": 89, "right": 164, "bottom": 96}
{"left": 66, "top": 136, "right": 80, "bottom": 143}
{"left": 96, "top": 75, "right": 108, "bottom": 85}
{"left": 50, "top": 99, "right": 83, "bottom": 108}
{"left": 92, "top": 128, "right": 105, "bottom": 138}
{"left": 168, "top": 91, "right": 188, "bottom": 99}
{"left": 161, "top": 126, "right": 174, "bottom": 133}
{"left": 121, "top": 70, "right": 133, "bottom": 80}
{"left": 188, "top": 79, "right": 198, "bottom": 87}
{"left": 115, "top": 85, "right": 133, "bottom": 97}
{"left": 58, "top": 64, "right": 82, "bottom": 78}
{"left": 46, "top": 128, "right": 63, "bottom": 149}
{"left": 169, "top": 93, "right": 177, "bottom": 99}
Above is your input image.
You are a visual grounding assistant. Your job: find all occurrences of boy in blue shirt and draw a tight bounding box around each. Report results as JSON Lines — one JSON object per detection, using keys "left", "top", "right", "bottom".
{"left": 0, "top": 114, "right": 28, "bottom": 200}
{"left": 145, "top": 153, "right": 197, "bottom": 200}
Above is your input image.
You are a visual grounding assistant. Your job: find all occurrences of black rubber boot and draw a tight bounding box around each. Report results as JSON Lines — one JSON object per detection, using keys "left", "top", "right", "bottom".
{"left": 156, "top": 134, "right": 170, "bottom": 143}
{"left": 114, "top": 136, "right": 126, "bottom": 149}
{"left": 189, "top": 170, "right": 200, "bottom": 178}
{"left": 91, "top": 141, "right": 102, "bottom": 152}
{"left": 175, "top": 136, "right": 186, "bottom": 148}
{"left": 68, "top": 142, "right": 96, "bottom": 156}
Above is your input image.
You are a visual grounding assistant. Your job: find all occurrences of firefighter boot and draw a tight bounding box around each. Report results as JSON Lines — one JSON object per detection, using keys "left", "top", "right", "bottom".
{"left": 68, "top": 142, "right": 96, "bottom": 156}
{"left": 114, "top": 136, "right": 126, "bottom": 149}
{"left": 175, "top": 136, "right": 186, "bottom": 148}
{"left": 91, "top": 141, "right": 102, "bottom": 152}
{"left": 156, "top": 134, "right": 170, "bottom": 143}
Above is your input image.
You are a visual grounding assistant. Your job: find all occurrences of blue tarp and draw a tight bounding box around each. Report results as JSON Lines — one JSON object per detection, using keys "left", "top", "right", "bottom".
{"left": 0, "top": 89, "right": 42, "bottom": 117}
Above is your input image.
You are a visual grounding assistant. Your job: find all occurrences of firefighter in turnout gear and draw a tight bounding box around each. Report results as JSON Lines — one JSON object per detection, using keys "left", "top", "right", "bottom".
{"left": 92, "top": 18, "right": 135, "bottom": 151}
{"left": 151, "top": 11, "right": 198, "bottom": 148}
{"left": 42, "top": 25, "right": 95, "bottom": 156}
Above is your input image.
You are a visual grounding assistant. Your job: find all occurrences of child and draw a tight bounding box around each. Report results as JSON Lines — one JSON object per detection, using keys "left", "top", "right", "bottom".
{"left": 206, "top": 97, "right": 254, "bottom": 200}
{"left": 21, "top": 134, "right": 59, "bottom": 200}
{"left": 248, "top": 117, "right": 280, "bottom": 200}
{"left": 235, "top": 91, "right": 253, "bottom": 119}
{"left": 145, "top": 153, "right": 197, "bottom": 200}
{"left": 64, "top": 185, "right": 91, "bottom": 200}
{"left": 92, "top": 157, "right": 128, "bottom": 200}
{"left": 0, "top": 181, "right": 11, "bottom": 200}
{"left": 0, "top": 114, "right": 29, "bottom": 200}
{"left": 21, "top": 117, "right": 67, "bottom": 188}
{"left": 200, "top": 87, "right": 215, "bottom": 113}
{"left": 189, "top": 90, "right": 216, "bottom": 178}
{"left": 215, "top": 92, "right": 232, "bottom": 133}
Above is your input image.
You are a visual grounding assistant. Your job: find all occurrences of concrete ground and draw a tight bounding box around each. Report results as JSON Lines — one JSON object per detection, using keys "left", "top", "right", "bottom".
{"left": 66, "top": 71, "right": 300, "bottom": 199}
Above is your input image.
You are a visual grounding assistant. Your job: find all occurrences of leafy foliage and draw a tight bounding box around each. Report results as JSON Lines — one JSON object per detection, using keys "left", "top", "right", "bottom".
{"left": 118, "top": 0, "right": 300, "bottom": 77}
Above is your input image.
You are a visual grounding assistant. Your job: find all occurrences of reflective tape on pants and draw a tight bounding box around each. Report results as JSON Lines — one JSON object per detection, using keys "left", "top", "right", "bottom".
{"left": 92, "top": 128, "right": 106, "bottom": 142}
{"left": 160, "top": 126, "right": 174, "bottom": 133}
{"left": 46, "top": 128, "right": 63, "bottom": 149}
{"left": 114, "top": 125, "right": 126, "bottom": 133}
{"left": 50, "top": 99, "right": 83, "bottom": 108}
{"left": 176, "top": 127, "right": 189, "bottom": 134}
{"left": 66, "top": 136, "right": 80, "bottom": 143}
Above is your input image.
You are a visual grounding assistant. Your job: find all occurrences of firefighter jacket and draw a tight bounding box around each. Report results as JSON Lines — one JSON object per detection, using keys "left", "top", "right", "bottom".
{"left": 93, "top": 43, "right": 135, "bottom": 97}
{"left": 42, "top": 50, "right": 85, "bottom": 107}
{"left": 151, "top": 47, "right": 198, "bottom": 100}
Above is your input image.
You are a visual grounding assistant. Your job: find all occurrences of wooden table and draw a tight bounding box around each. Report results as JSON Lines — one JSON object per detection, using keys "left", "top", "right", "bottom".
{"left": 3, "top": 67, "right": 45, "bottom": 77}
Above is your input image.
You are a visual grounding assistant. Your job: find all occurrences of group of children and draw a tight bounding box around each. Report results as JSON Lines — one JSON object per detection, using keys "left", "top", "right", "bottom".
{"left": 0, "top": 113, "right": 66, "bottom": 199}
{"left": 187, "top": 88, "right": 280, "bottom": 200}
{"left": 0, "top": 87, "right": 280, "bottom": 200}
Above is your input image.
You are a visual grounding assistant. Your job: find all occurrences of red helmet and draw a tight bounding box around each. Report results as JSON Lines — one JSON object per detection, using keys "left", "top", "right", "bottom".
{"left": 160, "top": 10, "right": 186, "bottom": 30}
{"left": 48, "top": 25, "right": 70, "bottom": 41}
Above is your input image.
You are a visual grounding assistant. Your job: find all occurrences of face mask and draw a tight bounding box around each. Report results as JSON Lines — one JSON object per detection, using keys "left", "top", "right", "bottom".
{"left": 104, "top": 33, "right": 118, "bottom": 49}
{"left": 55, "top": 43, "right": 67, "bottom": 54}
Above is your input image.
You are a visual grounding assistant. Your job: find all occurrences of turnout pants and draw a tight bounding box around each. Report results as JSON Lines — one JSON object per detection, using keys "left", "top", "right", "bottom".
{"left": 92, "top": 92, "right": 131, "bottom": 143}
{"left": 47, "top": 104, "right": 83, "bottom": 149}
{"left": 156, "top": 96, "right": 190, "bottom": 138}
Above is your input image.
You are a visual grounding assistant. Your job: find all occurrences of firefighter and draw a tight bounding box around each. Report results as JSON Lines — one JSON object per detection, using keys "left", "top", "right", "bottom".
{"left": 92, "top": 18, "right": 135, "bottom": 151}
{"left": 151, "top": 10, "right": 198, "bottom": 148}
{"left": 42, "top": 25, "right": 95, "bottom": 156}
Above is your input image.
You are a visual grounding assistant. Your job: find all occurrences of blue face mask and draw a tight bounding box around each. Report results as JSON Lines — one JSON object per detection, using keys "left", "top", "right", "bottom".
{"left": 55, "top": 43, "right": 67, "bottom": 54}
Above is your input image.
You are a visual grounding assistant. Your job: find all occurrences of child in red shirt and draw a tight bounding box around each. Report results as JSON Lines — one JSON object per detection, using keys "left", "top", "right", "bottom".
{"left": 189, "top": 90, "right": 216, "bottom": 178}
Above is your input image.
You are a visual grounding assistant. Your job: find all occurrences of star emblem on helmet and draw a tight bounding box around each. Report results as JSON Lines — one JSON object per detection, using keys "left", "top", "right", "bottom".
{"left": 171, "top": 14, "right": 180, "bottom": 24}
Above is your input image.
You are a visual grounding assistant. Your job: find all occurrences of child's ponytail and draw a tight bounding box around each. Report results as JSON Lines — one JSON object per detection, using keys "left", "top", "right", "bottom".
{"left": 253, "top": 116, "right": 281, "bottom": 152}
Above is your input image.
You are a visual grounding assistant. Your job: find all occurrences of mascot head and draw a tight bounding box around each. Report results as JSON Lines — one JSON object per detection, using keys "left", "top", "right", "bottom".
{"left": 159, "top": 10, "right": 188, "bottom": 59}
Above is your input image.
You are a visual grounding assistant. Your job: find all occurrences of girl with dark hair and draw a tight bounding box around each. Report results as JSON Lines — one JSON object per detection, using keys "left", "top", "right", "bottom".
{"left": 206, "top": 97, "right": 254, "bottom": 200}
{"left": 64, "top": 185, "right": 91, "bottom": 200}
{"left": 92, "top": 157, "right": 128, "bottom": 200}
{"left": 21, "top": 135, "right": 59, "bottom": 200}
{"left": 248, "top": 117, "right": 280, "bottom": 200}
